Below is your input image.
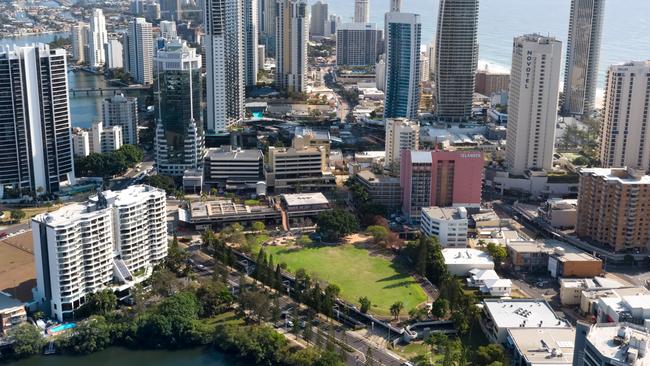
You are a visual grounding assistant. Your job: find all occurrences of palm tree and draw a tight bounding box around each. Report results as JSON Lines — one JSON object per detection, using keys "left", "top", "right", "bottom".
{"left": 390, "top": 301, "right": 404, "bottom": 321}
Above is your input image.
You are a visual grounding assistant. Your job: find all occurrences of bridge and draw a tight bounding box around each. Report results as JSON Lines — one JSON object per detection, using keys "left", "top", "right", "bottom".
{"left": 69, "top": 86, "right": 151, "bottom": 96}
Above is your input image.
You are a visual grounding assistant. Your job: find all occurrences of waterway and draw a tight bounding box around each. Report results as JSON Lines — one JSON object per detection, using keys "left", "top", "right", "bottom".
{"left": 0, "top": 32, "right": 109, "bottom": 129}
{"left": 2, "top": 347, "right": 249, "bottom": 366}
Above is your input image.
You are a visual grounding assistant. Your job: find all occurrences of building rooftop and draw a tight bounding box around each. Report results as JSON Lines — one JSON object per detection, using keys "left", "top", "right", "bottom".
{"left": 586, "top": 323, "right": 650, "bottom": 366}
{"left": 483, "top": 299, "right": 569, "bottom": 330}
{"left": 507, "top": 239, "right": 598, "bottom": 263}
{"left": 0, "top": 291, "right": 24, "bottom": 311}
{"left": 422, "top": 206, "right": 468, "bottom": 221}
{"left": 580, "top": 167, "right": 650, "bottom": 185}
{"left": 189, "top": 200, "right": 276, "bottom": 219}
{"left": 442, "top": 248, "right": 493, "bottom": 266}
{"left": 356, "top": 170, "right": 400, "bottom": 184}
{"left": 507, "top": 327, "right": 575, "bottom": 365}
{"left": 205, "top": 147, "right": 263, "bottom": 161}
{"left": 281, "top": 193, "right": 329, "bottom": 207}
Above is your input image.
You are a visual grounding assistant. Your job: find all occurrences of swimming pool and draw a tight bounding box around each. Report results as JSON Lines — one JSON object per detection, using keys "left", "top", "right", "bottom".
{"left": 49, "top": 323, "right": 76, "bottom": 333}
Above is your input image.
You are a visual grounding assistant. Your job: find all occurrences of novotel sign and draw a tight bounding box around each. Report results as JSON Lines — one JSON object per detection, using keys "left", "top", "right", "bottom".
{"left": 524, "top": 50, "right": 533, "bottom": 89}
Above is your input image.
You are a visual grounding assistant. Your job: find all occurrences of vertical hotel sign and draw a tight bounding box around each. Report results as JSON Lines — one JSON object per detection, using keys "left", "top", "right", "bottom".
{"left": 525, "top": 50, "right": 533, "bottom": 89}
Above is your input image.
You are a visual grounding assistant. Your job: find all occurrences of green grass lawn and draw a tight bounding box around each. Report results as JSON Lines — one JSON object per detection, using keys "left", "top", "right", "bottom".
{"left": 394, "top": 342, "right": 443, "bottom": 364}
{"left": 265, "top": 244, "right": 427, "bottom": 316}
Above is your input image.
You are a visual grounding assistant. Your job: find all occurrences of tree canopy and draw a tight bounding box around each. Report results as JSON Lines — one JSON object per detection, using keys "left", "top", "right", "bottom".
{"left": 317, "top": 209, "right": 359, "bottom": 241}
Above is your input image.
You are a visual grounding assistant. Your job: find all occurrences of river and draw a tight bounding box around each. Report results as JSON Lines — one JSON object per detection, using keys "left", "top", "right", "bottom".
{"left": 2, "top": 347, "right": 249, "bottom": 366}
{"left": 0, "top": 32, "right": 108, "bottom": 129}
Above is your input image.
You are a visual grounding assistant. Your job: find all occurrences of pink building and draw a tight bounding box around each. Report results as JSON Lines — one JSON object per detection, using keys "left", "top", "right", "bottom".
{"left": 400, "top": 150, "right": 484, "bottom": 219}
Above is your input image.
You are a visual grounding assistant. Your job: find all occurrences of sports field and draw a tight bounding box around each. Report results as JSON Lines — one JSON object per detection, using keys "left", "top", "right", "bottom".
{"left": 265, "top": 244, "right": 427, "bottom": 316}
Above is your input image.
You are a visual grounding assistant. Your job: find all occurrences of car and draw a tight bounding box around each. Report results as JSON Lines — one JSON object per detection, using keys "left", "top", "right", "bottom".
{"left": 0, "top": 232, "right": 7, "bottom": 238}
{"left": 286, "top": 321, "right": 294, "bottom": 328}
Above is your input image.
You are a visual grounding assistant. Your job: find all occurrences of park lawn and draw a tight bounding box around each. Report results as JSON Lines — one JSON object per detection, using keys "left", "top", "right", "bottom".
{"left": 205, "top": 311, "right": 245, "bottom": 330}
{"left": 265, "top": 244, "right": 427, "bottom": 316}
{"left": 394, "top": 342, "right": 443, "bottom": 365}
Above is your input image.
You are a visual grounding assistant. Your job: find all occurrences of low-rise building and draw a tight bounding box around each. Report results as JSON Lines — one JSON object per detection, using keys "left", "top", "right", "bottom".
{"left": 507, "top": 327, "right": 575, "bottom": 366}
{"left": 507, "top": 240, "right": 602, "bottom": 278}
{"left": 539, "top": 198, "right": 578, "bottom": 229}
{"left": 467, "top": 269, "right": 512, "bottom": 297}
{"left": 421, "top": 206, "right": 468, "bottom": 247}
{"left": 204, "top": 147, "right": 264, "bottom": 191}
{"left": 575, "top": 322, "right": 650, "bottom": 366}
{"left": 597, "top": 293, "right": 650, "bottom": 325}
{"left": 72, "top": 129, "right": 91, "bottom": 157}
{"left": 442, "top": 248, "right": 494, "bottom": 276}
{"left": 91, "top": 121, "right": 123, "bottom": 153}
{"left": 480, "top": 299, "right": 570, "bottom": 343}
{"left": 559, "top": 277, "right": 625, "bottom": 306}
{"left": 267, "top": 140, "right": 334, "bottom": 192}
{"left": 281, "top": 192, "right": 332, "bottom": 230}
{"left": 0, "top": 292, "right": 27, "bottom": 336}
{"left": 354, "top": 171, "right": 401, "bottom": 212}
{"left": 179, "top": 199, "right": 280, "bottom": 230}
{"left": 581, "top": 287, "right": 650, "bottom": 318}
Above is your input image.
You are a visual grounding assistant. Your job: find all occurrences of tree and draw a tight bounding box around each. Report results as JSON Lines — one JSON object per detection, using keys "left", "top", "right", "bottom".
{"left": 10, "top": 209, "right": 26, "bottom": 222}
{"left": 115, "top": 144, "right": 144, "bottom": 166}
{"left": 252, "top": 221, "right": 266, "bottom": 233}
{"left": 389, "top": 301, "right": 404, "bottom": 321}
{"left": 430, "top": 298, "right": 450, "bottom": 319}
{"left": 85, "top": 290, "right": 117, "bottom": 316}
{"left": 143, "top": 174, "right": 177, "bottom": 195}
{"left": 9, "top": 324, "right": 45, "bottom": 358}
{"left": 63, "top": 316, "right": 111, "bottom": 354}
{"left": 474, "top": 344, "right": 506, "bottom": 366}
{"left": 486, "top": 243, "right": 508, "bottom": 270}
{"left": 317, "top": 209, "right": 359, "bottom": 241}
{"left": 366, "top": 225, "right": 390, "bottom": 245}
{"left": 150, "top": 267, "right": 178, "bottom": 296}
{"left": 358, "top": 297, "right": 371, "bottom": 314}
{"left": 296, "top": 234, "right": 313, "bottom": 246}
{"left": 166, "top": 235, "right": 189, "bottom": 275}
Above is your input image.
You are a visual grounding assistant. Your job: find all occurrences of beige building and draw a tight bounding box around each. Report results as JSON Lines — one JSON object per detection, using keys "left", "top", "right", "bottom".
{"left": 421, "top": 206, "right": 468, "bottom": 247}
{"left": 599, "top": 61, "right": 650, "bottom": 172}
{"left": 475, "top": 69, "right": 510, "bottom": 96}
{"left": 576, "top": 168, "right": 650, "bottom": 254}
{"left": 267, "top": 137, "right": 334, "bottom": 192}
{"left": 505, "top": 34, "right": 562, "bottom": 175}
{"left": 0, "top": 292, "right": 27, "bottom": 336}
{"left": 539, "top": 198, "right": 578, "bottom": 229}
{"left": 384, "top": 118, "right": 419, "bottom": 168}
{"left": 354, "top": 171, "right": 401, "bottom": 212}
{"left": 91, "top": 121, "right": 123, "bottom": 153}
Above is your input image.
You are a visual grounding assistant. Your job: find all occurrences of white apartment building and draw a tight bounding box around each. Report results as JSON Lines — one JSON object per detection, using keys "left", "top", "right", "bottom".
{"left": 70, "top": 22, "right": 89, "bottom": 64}
{"left": 91, "top": 121, "right": 123, "bottom": 153}
{"left": 204, "top": 0, "right": 245, "bottom": 133}
{"left": 505, "top": 34, "right": 563, "bottom": 175}
{"left": 72, "top": 129, "right": 90, "bottom": 157}
{"left": 88, "top": 9, "right": 107, "bottom": 67}
{"left": 275, "top": 0, "right": 308, "bottom": 93}
{"left": 354, "top": 0, "right": 369, "bottom": 23}
{"left": 126, "top": 17, "right": 153, "bottom": 84}
{"left": 159, "top": 20, "right": 177, "bottom": 40}
{"left": 102, "top": 94, "right": 138, "bottom": 145}
{"left": 599, "top": 61, "right": 650, "bottom": 172}
{"left": 104, "top": 37, "right": 124, "bottom": 69}
{"left": 421, "top": 206, "right": 468, "bottom": 247}
{"left": 32, "top": 185, "right": 167, "bottom": 321}
{"left": 385, "top": 118, "right": 419, "bottom": 168}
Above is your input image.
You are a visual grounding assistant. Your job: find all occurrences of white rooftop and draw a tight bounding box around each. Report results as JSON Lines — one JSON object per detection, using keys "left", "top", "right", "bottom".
{"left": 587, "top": 323, "right": 650, "bottom": 366}
{"left": 442, "top": 248, "right": 493, "bottom": 265}
{"left": 422, "top": 206, "right": 467, "bottom": 221}
{"left": 484, "top": 299, "right": 569, "bottom": 330}
{"left": 281, "top": 192, "right": 329, "bottom": 207}
{"left": 410, "top": 151, "right": 433, "bottom": 164}
{"left": 507, "top": 327, "right": 575, "bottom": 365}
{"left": 581, "top": 167, "right": 650, "bottom": 185}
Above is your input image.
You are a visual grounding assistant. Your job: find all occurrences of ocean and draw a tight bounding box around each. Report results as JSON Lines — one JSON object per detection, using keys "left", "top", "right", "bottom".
{"left": 325, "top": 0, "right": 650, "bottom": 88}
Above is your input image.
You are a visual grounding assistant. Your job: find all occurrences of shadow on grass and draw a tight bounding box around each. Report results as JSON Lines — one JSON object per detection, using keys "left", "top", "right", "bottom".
{"left": 381, "top": 280, "right": 420, "bottom": 290}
